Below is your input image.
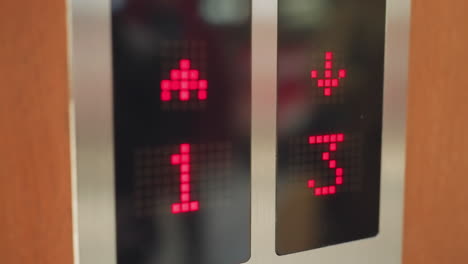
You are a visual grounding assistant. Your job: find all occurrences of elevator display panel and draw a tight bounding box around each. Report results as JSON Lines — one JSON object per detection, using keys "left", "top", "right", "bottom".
{"left": 111, "top": 1, "right": 251, "bottom": 263}
{"left": 276, "top": 0, "right": 387, "bottom": 255}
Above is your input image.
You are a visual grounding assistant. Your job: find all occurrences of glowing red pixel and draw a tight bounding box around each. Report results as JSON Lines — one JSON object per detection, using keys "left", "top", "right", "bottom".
{"left": 308, "top": 133, "right": 345, "bottom": 196}
{"left": 161, "top": 59, "right": 208, "bottom": 102}
{"left": 171, "top": 144, "right": 200, "bottom": 214}
{"left": 310, "top": 52, "right": 347, "bottom": 97}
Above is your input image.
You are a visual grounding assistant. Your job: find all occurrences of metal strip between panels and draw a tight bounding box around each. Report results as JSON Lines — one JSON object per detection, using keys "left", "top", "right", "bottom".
{"left": 70, "top": 1, "right": 116, "bottom": 263}
{"left": 250, "top": 0, "right": 278, "bottom": 262}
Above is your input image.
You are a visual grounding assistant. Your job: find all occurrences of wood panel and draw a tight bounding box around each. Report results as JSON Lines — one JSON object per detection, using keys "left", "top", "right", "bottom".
{"left": 0, "top": 1, "right": 74, "bottom": 264}
{"left": 404, "top": 0, "right": 468, "bottom": 263}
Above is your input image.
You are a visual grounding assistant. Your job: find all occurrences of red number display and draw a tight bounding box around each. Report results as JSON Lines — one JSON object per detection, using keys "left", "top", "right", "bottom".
{"left": 160, "top": 59, "right": 208, "bottom": 102}
{"left": 170, "top": 143, "right": 200, "bottom": 214}
{"left": 163, "top": 60, "right": 208, "bottom": 212}
{"left": 310, "top": 52, "right": 347, "bottom": 97}
{"left": 307, "top": 134, "right": 345, "bottom": 196}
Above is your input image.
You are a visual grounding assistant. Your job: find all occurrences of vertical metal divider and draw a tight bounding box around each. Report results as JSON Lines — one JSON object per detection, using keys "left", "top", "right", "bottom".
{"left": 67, "top": 0, "right": 80, "bottom": 263}
{"left": 249, "top": 0, "right": 278, "bottom": 262}
{"left": 70, "top": 0, "right": 117, "bottom": 264}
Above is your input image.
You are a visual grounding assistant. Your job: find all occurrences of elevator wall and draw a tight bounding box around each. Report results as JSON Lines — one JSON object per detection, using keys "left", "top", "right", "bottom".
{"left": 404, "top": 0, "right": 468, "bottom": 263}
{"left": 0, "top": 1, "right": 73, "bottom": 264}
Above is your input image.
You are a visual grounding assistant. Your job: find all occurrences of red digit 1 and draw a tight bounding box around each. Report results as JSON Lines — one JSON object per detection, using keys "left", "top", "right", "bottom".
{"left": 170, "top": 143, "right": 200, "bottom": 214}
{"left": 307, "top": 134, "right": 345, "bottom": 196}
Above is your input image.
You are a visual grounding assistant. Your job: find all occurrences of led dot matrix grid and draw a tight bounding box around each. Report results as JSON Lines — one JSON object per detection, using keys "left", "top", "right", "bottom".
{"left": 170, "top": 143, "right": 200, "bottom": 214}
{"left": 287, "top": 134, "right": 363, "bottom": 196}
{"left": 307, "top": 133, "right": 345, "bottom": 196}
{"left": 161, "top": 60, "right": 208, "bottom": 103}
{"left": 277, "top": 0, "right": 386, "bottom": 252}
{"left": 160, "top": 41, "right": 208, "bottom": 111}
{"left": 311, "top": 51, "right": 347, "bottom": 97}
{"left": 134, "top": 143, "right": 233, "bottom": 217}
{"left": 309, "top": 51, "right": 348, "bottom": 104}
{"left": 111, "top": 2, "right": 253, "bottom": 262}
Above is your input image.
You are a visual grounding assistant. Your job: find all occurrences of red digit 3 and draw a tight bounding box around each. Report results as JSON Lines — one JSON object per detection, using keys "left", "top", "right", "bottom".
{"left": 307, "top": 133, "right": 345, "bottom": 196}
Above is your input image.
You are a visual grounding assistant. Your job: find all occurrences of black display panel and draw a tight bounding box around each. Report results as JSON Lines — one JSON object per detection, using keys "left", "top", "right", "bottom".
{"left": 111, "top": 1, "right": 251, "bottom": 264}
{"left": 276, "top": 0, "right": 386, "bottom": 255}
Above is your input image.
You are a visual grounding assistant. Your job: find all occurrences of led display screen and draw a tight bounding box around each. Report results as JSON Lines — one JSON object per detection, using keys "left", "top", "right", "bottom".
{"left": 276, "top": 0, "right": 386, "bottom": 255}
{"left": 111, "top": 1, "right": 251, "bottom": 263}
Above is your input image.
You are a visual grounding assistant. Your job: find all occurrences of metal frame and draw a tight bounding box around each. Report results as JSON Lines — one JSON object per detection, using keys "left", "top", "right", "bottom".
{"left": 70, "top": 0, "right": 410, "bottom": 263}
{"left": 70, "top": 1, "right": 116, "bottom": 264}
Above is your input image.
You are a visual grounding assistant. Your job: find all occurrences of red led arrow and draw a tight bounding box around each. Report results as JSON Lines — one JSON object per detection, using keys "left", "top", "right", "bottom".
{"left": 310, "top": 52, "right": 347, "bottom": 96}
{"left": 161, "top": 59, "right": 208, "bottom": 102}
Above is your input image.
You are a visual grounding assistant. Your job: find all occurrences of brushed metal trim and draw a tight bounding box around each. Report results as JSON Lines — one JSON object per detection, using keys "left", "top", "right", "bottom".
{"left": 66, "top": 0, "right": 80, "bottom": 263}
{"left": 249, "top": 0, "right": 278, "bottom": 262}
{"left": 70, "top": 0, "right": 117, "bottom": 264}
{"left": 71, "top": 0, "right": 410, "bottom": 263}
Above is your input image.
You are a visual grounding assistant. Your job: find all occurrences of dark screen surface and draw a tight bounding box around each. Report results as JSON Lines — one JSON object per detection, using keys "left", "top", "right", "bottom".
{"left": 111, "top": 1, "right": 251, "bottom": 264}
{"left": 276, "top": 0, "right": 386, "bottom": 255}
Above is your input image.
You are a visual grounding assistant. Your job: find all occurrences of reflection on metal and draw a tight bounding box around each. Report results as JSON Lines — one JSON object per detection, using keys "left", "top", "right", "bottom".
{"left": 70, "top": 0, "right": 116, "bottom": 264}
{"left": 200, "top": 0, "right": 250, "bottom": 25}
{"left": 279, "top": 0, "right": 330, "bottom": 29}
{"left": 111, "top": 0, "right": 125, "bottom": 12}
